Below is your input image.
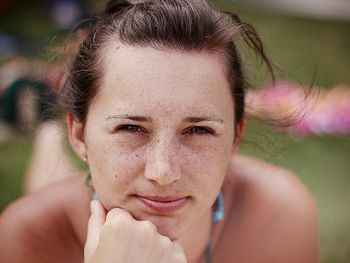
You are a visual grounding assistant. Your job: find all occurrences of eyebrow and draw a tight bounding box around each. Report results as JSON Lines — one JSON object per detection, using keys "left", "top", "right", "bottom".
{"left": 105, "top": 115, "right": 224, "bottom": 124}
{"left": 183, "top": 116, "right": 224, "bottom": 124}
{"left": 105, "top": 114, "right": 152, "bottom": 122}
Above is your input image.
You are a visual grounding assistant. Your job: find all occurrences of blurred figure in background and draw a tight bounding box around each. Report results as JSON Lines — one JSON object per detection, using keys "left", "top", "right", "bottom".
{"left": 0, "top": 57, "right": 60, "bottom": 140}
{"left": 51, "top": 0, "right": 88, "bottom": 31}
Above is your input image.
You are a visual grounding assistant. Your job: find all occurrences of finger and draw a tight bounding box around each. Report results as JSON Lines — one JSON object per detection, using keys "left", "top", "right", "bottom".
{"left": 160, "top": 240, "right": 187, "bottom": 263}
{"left": 171, "top": 240, "right": 187, "bottom": 263}
{"left": 105, "top": 207, "right": 134, "bottom": 224}
{"left": 172, "top": 240, "right": 185, "bottom": 253}
{"left": 84, "top": 200, "right": 107, "bottom": 259}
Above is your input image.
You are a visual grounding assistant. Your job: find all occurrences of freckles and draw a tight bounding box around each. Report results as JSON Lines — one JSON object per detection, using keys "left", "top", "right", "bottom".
{"left": 181, "top": 144, "right": 229, "bottom": 180}
{"left": 181, "top": 149, "right": 207, "bottom": 173}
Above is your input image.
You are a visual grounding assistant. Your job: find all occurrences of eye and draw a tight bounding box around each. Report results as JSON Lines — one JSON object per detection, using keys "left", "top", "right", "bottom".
{"left": 116, "top": 124, "right": 144, "bottom": 133}
{"left": 184, "top": 126, "right": 214, "bottom": 135}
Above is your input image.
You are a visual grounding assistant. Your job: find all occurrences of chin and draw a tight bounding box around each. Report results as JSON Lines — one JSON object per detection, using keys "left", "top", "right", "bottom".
{"left": 122, "top": 195, "right": 194, "bottom": 239}
{"left": 134, "top": 212, "right": 187, "bottom": 239}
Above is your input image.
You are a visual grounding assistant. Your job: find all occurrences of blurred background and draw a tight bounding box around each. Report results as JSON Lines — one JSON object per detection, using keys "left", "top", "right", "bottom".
{"left": 0, "top": 0, "right": 349, "bottom": 262}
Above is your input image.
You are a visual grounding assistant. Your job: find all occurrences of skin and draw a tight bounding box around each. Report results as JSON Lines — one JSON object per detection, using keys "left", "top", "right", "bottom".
{"left": 0, "top": 46, "right": 319, "bottom": 263}
{"left": 72, "top": 45, "right": 235, "bottom": 239}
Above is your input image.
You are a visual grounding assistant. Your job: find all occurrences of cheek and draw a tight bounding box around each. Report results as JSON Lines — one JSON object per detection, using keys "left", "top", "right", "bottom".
{"left": 181, "top": 139, "right": 232, "bottom": 189}
{"left": 180, "top": 144, "right": 230, "bottom": 218}
{"left": 87, "top": 138, "right": 145, "bottom": 202}
{"left": 89, "top": 136, "right": 144, "bottom": 174}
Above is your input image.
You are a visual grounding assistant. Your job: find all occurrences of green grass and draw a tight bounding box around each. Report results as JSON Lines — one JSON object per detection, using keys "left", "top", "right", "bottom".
{"left": 216, "top": 2, "right": 350, "bottom": 88}
{"left": 0, "top": 138, "right": 32, "bottom": 209}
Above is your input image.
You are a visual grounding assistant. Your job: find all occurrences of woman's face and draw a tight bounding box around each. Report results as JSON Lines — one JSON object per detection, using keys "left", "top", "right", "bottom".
{"left": 71, "top": 44, "right": 237, "bottom": 239}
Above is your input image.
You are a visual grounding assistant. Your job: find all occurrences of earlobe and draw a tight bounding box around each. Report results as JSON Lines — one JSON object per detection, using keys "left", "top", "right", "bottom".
{"left": 67, "top": 113, "right": 87, "bottom": 161}
{"left": 232, "top": 118, "right": 246, "bottom": 154}
{"left": 237, "top": 118, "right": 246, "bottom": 143}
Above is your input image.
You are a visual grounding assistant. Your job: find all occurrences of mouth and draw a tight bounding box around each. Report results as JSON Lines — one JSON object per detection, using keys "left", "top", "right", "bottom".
{"left": 135, "top": 195, "right": 190, "bottom": 214}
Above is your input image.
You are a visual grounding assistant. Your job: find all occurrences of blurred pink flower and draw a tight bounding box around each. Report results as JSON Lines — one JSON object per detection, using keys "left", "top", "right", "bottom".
{"left": 247, "top": 81, "right": 350, "bottom": 136}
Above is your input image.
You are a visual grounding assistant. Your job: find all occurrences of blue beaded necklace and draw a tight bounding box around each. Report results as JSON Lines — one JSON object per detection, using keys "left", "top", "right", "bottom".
{"left": 206, "top": 191, "right": 224, "bottom": 263}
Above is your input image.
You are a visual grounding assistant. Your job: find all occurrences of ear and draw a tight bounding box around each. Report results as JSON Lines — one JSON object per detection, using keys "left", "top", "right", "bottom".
{"left": 67, "top": 113, "right": 87, "bottom": 162}
{"left": 231, "top": 118, "right": 246, "bottom": 154}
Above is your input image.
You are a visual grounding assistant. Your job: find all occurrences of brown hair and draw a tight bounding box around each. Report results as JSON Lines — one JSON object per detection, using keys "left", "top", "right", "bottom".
{"left": 61, "top": 0, "right": 274, "bottom": 137}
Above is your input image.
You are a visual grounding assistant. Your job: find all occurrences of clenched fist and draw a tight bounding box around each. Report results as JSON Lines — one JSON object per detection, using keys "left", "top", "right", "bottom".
{"left": 84, "top": 200, "right": 187, "bottom": 263}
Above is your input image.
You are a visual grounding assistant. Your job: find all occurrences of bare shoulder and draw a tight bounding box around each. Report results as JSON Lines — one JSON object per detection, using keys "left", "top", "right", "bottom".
{"left": 0, "top": 174, "right": 90, "bottom": 263}
{"left": 227, "top": 154, "right": 316, "bottom": 207}
{"left": 218, "top": 155, "right": 319, "bottom": 262}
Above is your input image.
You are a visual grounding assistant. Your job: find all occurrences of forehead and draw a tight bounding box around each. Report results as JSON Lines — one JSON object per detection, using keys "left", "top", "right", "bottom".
{"left": 93, "top": 43, "right": 233, "bottom": 117}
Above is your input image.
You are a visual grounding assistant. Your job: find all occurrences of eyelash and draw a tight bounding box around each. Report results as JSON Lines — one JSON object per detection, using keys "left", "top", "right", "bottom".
{"left": 116, "top": 124, "right": 145, "bottom": 133}
{"left": 115, "top": 125, "right": 214, "bottom": 135}
{"left": 184, "top": 126, "right": 214, "bottom": 135}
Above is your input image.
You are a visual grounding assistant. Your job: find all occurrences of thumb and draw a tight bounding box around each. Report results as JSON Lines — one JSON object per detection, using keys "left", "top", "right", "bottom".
{"left": 84, "top": 200, "right": 107, "bottom": 259}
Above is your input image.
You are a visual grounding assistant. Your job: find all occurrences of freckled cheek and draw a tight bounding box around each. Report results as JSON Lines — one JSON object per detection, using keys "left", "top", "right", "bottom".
{"left": 181, "top": 144, "right": 231, "bottom": 186}
{"left": 88, "top": 140, "right": 145, "bottom": 184}
{"left": 89, "top": 143, "right": 146, "bottom": 209}
{"left": 181, "top": 151, "right": 227, "bottom": 211}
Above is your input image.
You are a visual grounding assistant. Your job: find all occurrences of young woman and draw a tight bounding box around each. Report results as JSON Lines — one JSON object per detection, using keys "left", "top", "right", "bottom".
{"left": 0, "top": 0, "right": 319, "bottom": 262}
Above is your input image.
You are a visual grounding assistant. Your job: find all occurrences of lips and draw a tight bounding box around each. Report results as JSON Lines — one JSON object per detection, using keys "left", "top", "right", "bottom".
{"left": 135, "top": 195, "right": 189, "bottom": 213}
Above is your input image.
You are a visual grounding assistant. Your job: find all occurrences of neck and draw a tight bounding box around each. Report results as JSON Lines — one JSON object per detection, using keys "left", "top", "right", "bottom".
{"left": 178, "top": 210, "right": 212, "bottom": 263}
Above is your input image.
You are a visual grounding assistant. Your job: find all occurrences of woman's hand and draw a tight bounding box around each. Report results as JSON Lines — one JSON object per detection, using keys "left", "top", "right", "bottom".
{"left": 84, "top": 200, "right": 187, "bottom": 263}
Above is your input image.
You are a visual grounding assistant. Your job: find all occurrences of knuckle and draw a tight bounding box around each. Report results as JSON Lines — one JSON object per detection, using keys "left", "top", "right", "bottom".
{"left": 106, "top": 208, "right": 131, "bottom": 224}
{"left": 161, "top": 250, "right": 187, "bottom": 263}
{"left": 139, "top": 220, "right": 157, "bottom": 233}
{"left": 160, "top": 235, "right": 172, "bottom": 246}
{"left": 175, "top": 252, "right": 187, "bottom": 262}
{"left": 168, "top": 250, "right": 187, "bottom": 263}
{"left": 103, "top": 209, "right": 132, "bottom": 232}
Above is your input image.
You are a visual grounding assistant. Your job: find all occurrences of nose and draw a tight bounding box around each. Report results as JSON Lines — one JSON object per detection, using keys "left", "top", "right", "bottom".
{"left": 144, "top": 137, "right": 181, "bottom": 186}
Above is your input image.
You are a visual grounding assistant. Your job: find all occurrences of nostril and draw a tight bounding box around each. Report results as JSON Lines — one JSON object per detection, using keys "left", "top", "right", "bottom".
{"left": 144, "top": 159, "right": 180, "bottom": 186}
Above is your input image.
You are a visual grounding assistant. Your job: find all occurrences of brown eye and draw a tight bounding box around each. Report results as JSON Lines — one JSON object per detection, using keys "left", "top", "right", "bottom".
{"left": 117, "top": 125, "right": 144, "bottom": 133}
{"left": 185, "top": 126, "right": 214, "bottom": 135}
